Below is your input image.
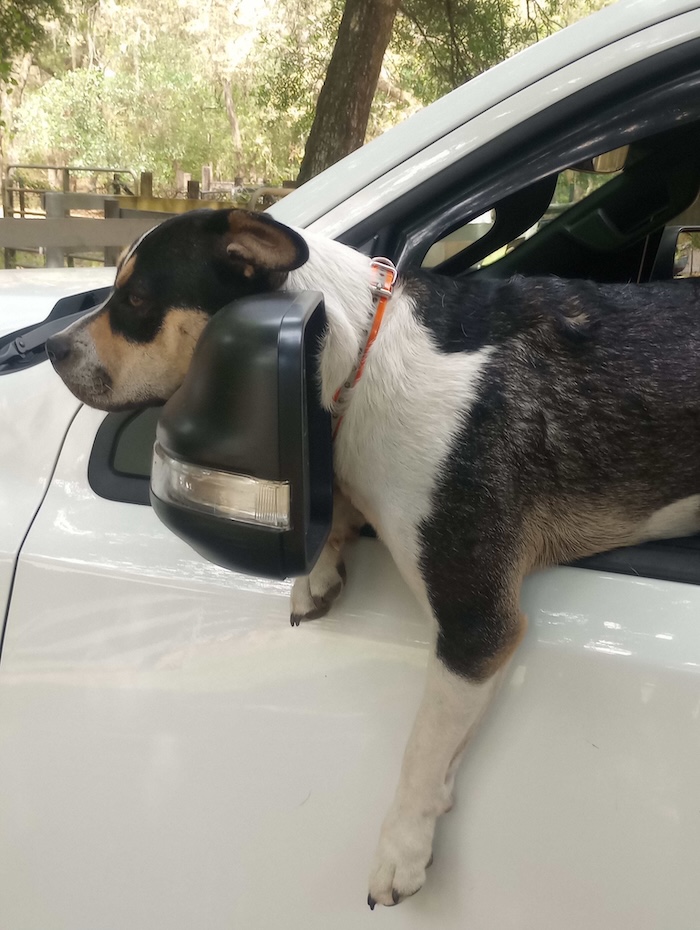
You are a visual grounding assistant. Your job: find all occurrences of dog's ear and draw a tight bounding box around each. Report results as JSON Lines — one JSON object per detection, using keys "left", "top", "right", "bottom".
{"left": 224, "top": 210, "right": 309, "bottom": 277}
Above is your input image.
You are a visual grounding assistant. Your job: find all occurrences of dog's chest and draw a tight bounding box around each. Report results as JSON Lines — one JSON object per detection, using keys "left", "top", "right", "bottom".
{"left": 331, "top": 303, "right": 493, "bottom": 548}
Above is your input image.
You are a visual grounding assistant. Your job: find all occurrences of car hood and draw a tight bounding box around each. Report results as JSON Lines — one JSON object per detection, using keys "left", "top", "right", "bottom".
{"left": 0, "top": 267, "right": 114, "bottom": 338}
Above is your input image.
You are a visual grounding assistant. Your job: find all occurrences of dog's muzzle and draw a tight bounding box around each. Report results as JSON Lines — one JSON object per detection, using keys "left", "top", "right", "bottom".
{"left": 46, "top": 329, "right": 114, "bottom": 407}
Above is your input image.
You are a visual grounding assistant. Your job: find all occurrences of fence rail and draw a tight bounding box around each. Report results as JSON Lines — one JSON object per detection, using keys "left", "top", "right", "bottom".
{"left": 1, "top": 167, "right": 295, "bottom": 268}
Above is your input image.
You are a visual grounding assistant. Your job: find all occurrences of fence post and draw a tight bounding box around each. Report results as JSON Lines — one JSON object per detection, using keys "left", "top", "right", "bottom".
{"left": 44, "top": 191, "right": 68, "bottom": 268}
{"left": 17, "top": 179, "right": 26, "bottom": 218}
{"left": 187, "top": 179, "right": 200, "bottom": 200}
{"left": 140, "top": 171, "right": 153, "bottom": 199}
{"left": 1, "top": 171, "right": 16, "bottom": 268}
{"left": 103, "top": 198, "right": 121, "bottom": 266}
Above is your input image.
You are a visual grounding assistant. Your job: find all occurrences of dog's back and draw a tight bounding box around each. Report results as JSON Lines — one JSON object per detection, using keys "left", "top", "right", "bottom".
{"left": 415, "top": 273, "right": 700, "bottom": 669}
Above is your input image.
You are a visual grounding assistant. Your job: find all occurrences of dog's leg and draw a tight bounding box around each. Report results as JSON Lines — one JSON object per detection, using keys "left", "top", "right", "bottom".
{"left": 367, "top": 559, "right": 525, "bottom": 907}
{"left": 290, "top": 489, "right": 364, "bottom": 625}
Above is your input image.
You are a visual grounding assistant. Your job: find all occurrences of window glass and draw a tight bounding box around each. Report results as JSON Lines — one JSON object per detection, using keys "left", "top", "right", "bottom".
{"left": 479, "top": 165, "right": 621, "bottom": 266}
{"left": 423, "top": 146, "right": 626, "bottom": 271}
{"left": 422, "top": 211, "right": 494, "bottom": 268}
{"left": 111, "top": 407, "right": 160, "bottom": 477}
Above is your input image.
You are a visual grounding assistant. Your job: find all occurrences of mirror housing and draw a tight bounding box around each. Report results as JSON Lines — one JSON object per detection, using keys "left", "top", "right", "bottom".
{"left": 150, "top": 290, "right": 333, "bottom": 579}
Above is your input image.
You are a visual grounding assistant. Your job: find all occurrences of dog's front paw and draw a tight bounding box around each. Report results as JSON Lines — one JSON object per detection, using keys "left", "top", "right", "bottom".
{"left": 367, "top": 815, "right": 435, "bottom": 908}
{"left": 290, "top": 557, "right": 346, "bottom": 626}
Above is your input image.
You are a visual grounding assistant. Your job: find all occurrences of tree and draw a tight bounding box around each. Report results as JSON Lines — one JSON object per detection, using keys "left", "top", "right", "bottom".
{"left": 11, "top": 0, "right": 345, "bottom": 187}
{"left": 395, "top": 0, "right": 521, "bottom": 99}
{"left": 297, "top": 0, "right": 401, "bottom": 184}
{"left": 395, "top": 0, "right": 613, "bottom": 101}
{"left": 6, "top": 0, "right": 615, "bottom": 188}
{"left": 0, "top": 0, "right": 64, "bottom": 81}
{"left": 0, "top": 0, "right": 64, "bottom": 165}
{"left": 297, "top": 0, "right": 614, "bottom": 183}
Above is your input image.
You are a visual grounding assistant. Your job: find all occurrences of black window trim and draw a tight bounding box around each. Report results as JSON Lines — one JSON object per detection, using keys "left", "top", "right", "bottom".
{"left": 88, "top": 408, "right": 159, "bottom": 505}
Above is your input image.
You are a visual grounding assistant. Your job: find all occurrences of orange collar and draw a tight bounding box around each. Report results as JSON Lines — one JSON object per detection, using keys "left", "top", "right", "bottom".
{"left": 332, "top": 257, "right": 397, "bottom": 440}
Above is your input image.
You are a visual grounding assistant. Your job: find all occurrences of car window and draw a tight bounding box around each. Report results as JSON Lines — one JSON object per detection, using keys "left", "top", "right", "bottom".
{"left": 421, "top": 211, "right": 494, "bottom": 268}
{"left": 381, "top": 45, "right": 700, "bottom": 281}
{"left": 421, "top": 153, "right": 623, "bottom": 271}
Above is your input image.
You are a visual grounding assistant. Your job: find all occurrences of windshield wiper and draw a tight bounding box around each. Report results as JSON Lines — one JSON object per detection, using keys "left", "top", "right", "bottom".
{"left": 0, "top": 286, "right": 112, "bottom": 374}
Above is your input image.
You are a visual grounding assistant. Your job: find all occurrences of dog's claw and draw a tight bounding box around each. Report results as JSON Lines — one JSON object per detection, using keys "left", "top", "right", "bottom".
{"left": 392, "top": 889, "right": 402, "bottom": 905}
{"left": 368, "top": 894, "right": 376, "bottom": 911}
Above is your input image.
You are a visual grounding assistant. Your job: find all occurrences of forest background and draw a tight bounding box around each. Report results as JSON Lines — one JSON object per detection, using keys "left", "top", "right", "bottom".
{"left": 1, "top": 0, "right": 612, "bottom": 192}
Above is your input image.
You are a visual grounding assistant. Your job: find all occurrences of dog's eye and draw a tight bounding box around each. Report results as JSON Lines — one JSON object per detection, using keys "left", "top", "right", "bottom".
{"left": 129, "top": 294, "right": 145, "bottom": 308}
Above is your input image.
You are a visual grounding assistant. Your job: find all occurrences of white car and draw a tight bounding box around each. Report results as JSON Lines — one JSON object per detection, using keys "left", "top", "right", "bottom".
{"left": 2, "top": 2, "right": 700, "bottom": 927}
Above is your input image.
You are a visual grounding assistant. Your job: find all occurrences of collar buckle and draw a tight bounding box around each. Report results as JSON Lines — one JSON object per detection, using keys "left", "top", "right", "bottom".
{"left": 369, "top": 257, "right": 397, "bottom": 300}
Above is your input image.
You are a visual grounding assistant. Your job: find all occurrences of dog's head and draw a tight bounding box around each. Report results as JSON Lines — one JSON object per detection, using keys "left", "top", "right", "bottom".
{"left": 47, "top": 209, "right": 308, "bottom": 411}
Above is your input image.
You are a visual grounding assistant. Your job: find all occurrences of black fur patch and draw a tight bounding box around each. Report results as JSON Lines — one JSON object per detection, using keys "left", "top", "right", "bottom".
{"left": 105, "top": 210, "right": 303, "bottom": 344}
{"left": 413, "top": 273, "right": 700, "bottom": 679}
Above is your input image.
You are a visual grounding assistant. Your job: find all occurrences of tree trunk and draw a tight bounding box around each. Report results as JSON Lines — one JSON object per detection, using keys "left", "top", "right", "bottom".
{"left": 297, "top": 0, "right": 401, "bottom": 184}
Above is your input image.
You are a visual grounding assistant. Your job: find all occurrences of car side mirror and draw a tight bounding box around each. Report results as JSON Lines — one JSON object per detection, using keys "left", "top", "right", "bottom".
{"left": 150, "top": 291, "right": 333, "bottom": 579}
{"left": 650, "top": 225, "right": 700, "bottom": 280}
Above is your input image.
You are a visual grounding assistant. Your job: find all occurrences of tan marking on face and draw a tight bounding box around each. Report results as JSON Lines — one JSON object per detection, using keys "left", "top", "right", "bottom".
{"left": 115, "top": 254, "right": 136, "bottom": 289}
{"left": 84, "top": 307, "right": 210, "bottom": 407}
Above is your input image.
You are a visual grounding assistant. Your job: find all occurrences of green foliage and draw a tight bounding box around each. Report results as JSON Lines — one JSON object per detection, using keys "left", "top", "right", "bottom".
{"left": 0, "top": 0, "right": 64, "bottom": 81}
{"left": 391, "top": 0, "right": 613, "bottom": 102}
{"left": 16, "top": 47, "right": 229, "bottom": 180}
{"left": 7, "top": 0, "right": 616, "bottom": 185}
{"left": 12, "top": 0, "right": 346, "bottom": 184}
{"left": 393, "top": 0, "right": 522, "bottom": 100}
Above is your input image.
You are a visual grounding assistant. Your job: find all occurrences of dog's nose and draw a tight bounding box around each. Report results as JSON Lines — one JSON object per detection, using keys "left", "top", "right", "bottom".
{"left": 46, "top": 334, "right": 72, "bottom": 364}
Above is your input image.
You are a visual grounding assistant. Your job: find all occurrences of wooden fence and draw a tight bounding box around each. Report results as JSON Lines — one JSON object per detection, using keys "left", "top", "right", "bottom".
{"left": 0, "top": 167, "right": 293, "bottom": 268}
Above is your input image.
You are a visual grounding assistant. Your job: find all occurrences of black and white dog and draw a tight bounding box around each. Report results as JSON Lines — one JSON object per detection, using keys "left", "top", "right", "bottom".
{"left": 47, "top": 209, "right": 700, "bottom": 908}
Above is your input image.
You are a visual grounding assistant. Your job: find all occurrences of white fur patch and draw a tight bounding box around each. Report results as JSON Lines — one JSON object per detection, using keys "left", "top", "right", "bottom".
{"left": 289, "top": 230, "right": 492, "bottom": 599}
{"left": 368, "top": 655, "right": 502, "bottom": 905}
{"left": 287, "top": 231, "right": 375, "bottom": 408}
{"left": 118, "top": 225, "right": 158, "bottom": 269}
{"left": 337, "top": 291, "right": 491, "bottom": 579}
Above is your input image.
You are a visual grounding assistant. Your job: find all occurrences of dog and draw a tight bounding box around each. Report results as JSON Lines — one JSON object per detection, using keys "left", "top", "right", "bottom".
{"left": 47, "top": 208, "right": 700, "bottom": 908}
